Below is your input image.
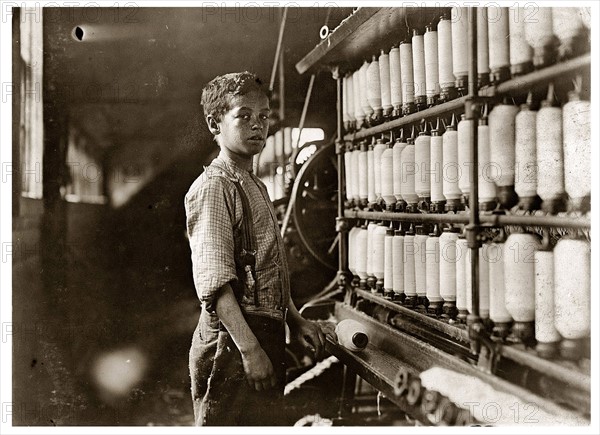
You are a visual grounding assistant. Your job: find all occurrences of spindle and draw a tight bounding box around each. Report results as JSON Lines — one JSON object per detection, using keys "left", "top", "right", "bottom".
{"left": 515, "top": 92, "right": 539, "bottom": 211}
{"left": 456, "top": 233, "right": 468, "bottom": 322}
{"left": 415, "top": 120, "right": 431, "bottom": 206}
{"left": 336, "top": 319, "right": 369, "bottom": 352}
{"left": 380, "top": 137, "right": 396, "bottom": 210}
{"left": 552, "top": 7, "right": 587, "bottom": 60}
{"left": 537, "top": 84, "right": 565, "bottom": 214}
{"left": 504, "top": 232, "right": 541, "bottom": 344}
{"left": 554, "top": 237, "right": 590, "bottom": 360}
{"left": 346, "top": 73, "right": 356, "bottom": 128}
{"left": 437, "top": 12, "right": 456, "bottom": 101}
{"left": 384, "top": 223, "right": 395, "bottom": 298}
{"left": 489, "top": 101, "right": 519, "bottom": 209}
{"left": 412, "top": 29, "right": 426, "bottom": 110}
{"left": 404, "top": 224, "right": 417, "bottom": 307}
{"left": 366, "top": 221, "right": 377, "bottom": 291}
{"left": 488, "top": 6, "right": 511, "bottom": 84}
{"left": 534, "top": 233, "right": 560, "bottom": 358}
{"left": 358, "top": 141, "right": 368, "bottom": 206}
{"left": 400, "top": 39, "right": 416, "bottom": 115}
{"left": 415, "top": 225, "right": 428, "bottom": 307}
{"left": 451, "top": 6, "right": 469, "bottom": 92}
{"left": 392, "top": 224, "right": 405, "bottom": 301}
{"left": 393, "top": 129, "right": 407, "bottom": 210}
{"left": 367, "top": 55, "right": 383, "bottom": 122}
{"left": 439, "top": 226, "right": 459, "bottom": 319}
{"left": 400, "top": 128, "right": 419, "bottom": 211}
{"left": 424, "top": 24, "right": 439, "bottom": 106}
{"left": 367, "top": 138, "right": 376, "bottom": 206}
{"left": 379, "top": 49, "right": 392, "bottom": 118}
{"left": 430, "top": 119, "right": 445, "bottom": 212}
{"left": 373, "top": 223, "right": 387, "bottom": 293}
{"left": 478, "top": 105, "right": 496, "bottom": 211}
{"left": 353, "top": 69, "right": 365, "bottom": 129}
{"left": 457, "top": 114, "right": 473, "bottom": 202}
{"left": 563, "top": 77, "right": 590, "bottom": 212}
{"left": 389, "top": 46, "right": 403, "bottom": 118}
{"left": 344, "top": 143, "right": 353, "bottom": 204}
{"left": 524, "top": 7, "right": 556, "bottom": 69}
{"left": 356, "top": 224, "right": 369, "bottom": 289}
{"left": 360, "top": 60, "right": 374, "bottom": 123}
{"left": 442, "top": 114, "right": 462, "bottom": 212}
{"left": 509, "top": 6, "right": 533, "bottom": 76}
{"left": 488, "top": 231, "right": 512, "bottom": 339}
{"left": 477, "top": 7, "right": 490, "bottom": 88}
{"left": 373, "top": 136, "right": 386, "bottom": 204}
{"left": 426, "top": 224, "right": 442, "bottom": 315}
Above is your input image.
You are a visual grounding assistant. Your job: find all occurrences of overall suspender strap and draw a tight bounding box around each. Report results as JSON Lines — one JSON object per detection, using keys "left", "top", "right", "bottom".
{"left": 232, "top": 179, "right": 260, "bottom": 307}
{"left": 210, "top": 161, "right": 260, "bottom": 307}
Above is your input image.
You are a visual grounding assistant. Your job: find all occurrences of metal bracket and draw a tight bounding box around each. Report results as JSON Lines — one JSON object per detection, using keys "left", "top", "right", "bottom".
{"left": 469, "top": 320, "right": 500, "bottom": 374}
{"left": 335, "top": 217, "right": 349, "bottom": 233}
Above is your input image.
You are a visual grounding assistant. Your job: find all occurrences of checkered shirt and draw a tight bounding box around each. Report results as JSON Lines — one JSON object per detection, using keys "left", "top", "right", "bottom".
{"left": 185, "top": 151, "right": 290, "bottom": 321}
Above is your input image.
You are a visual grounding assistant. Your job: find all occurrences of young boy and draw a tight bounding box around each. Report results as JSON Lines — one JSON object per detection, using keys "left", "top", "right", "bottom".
{"left": 185, "top": 71, "right": 325, "bottom": 426}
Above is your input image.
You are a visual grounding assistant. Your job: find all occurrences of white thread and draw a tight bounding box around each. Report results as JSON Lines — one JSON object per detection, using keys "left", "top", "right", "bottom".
{"left": 389, "top": 46, "right": 403, "bottom": 108}
{"left": 554, "top": 238, "right": 590, "bottom": 340}
{"left": 504, "top": 233, "right": 541, "bottom": 322}
{"left": 415, "top": 134, "right": 431, "bottom": 199}
{"left": 412, "top": 32, "right": 426, "bottom": 98}
{"left": 451, "top": 7, "right": 469, "bottom": 79}
{"left": 437, "top": 17, "right": 454, "bottom": 88}
{"left": 442, "top": 129, "right": 461, "bottom": 201}
{"left": 537, "top": 106, "right": 564, "bottom": 201}
{"left": 515, "top": 107, "right": 538, "bottom": 199}
{"left": 489, "top": 104, "right": 519, "bottom": 188}
{"left": 400, "top": 42, "right": 415, "bottom": 103}
{"left": 563, "top": 99, "right": 590, "bottom": 201}
{"left": 379, "top": 51, "right": 392, "bottom": 113}
{"left": 535, "top": 250, "right": 561, "bottom": 343}
{"left": 400, "top": 144, "right": 418, "bottom": 204}
{"left": 424, "top": 28, "right": 439, "bottom": 97}
{"left": 426, "top": 235, "right": 441, "bottom": 303}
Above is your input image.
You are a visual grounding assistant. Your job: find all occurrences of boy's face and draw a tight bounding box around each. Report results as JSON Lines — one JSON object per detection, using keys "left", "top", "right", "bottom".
{"left": 209, "top": 89, "right": 270, "bottom": 158}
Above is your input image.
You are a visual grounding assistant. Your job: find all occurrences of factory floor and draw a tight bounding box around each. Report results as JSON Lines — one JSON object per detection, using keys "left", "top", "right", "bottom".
{"left": 11, "top": 197, "right": 408, "bottom": 427}
{"left": 12, "top": 250, "right": 406, "bottom": 426}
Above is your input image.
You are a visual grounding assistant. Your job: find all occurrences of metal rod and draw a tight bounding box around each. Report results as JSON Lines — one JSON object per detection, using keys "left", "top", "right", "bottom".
{"left": 294, "top": 74, "right": 316, "bottom": 149}
{"left": 500, "top": 346, "right": 590, "bottom": 392}
{"left": 467, "top": 7, "right": 480, "bottom": 321}
{"left": 343, "top": 96, "right": 467, "bottom": 141}
{"left": 336, "top": 71, "right": 348, "bottom": 276}
{"left": 12, "top": 9, "right": 21, "bottom": 217}
{"left": 278, "top": 46, "right": 285, "bottom": 122}
{"left": 269, "top": 7, "right": 288, "bottom": 92}
{"left": 480, "top": 54, "right": 591, "bottom": 98}
{"left": 345, "top": 210, "right": 591, "bottom": 229}
{"left": 356, "top": 289, "right": 470, "bottom": 343}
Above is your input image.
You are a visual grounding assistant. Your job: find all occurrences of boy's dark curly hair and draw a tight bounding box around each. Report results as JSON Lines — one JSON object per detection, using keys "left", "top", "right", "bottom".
{"left": 201, "top": 71, "right": 269, "bottom": 123}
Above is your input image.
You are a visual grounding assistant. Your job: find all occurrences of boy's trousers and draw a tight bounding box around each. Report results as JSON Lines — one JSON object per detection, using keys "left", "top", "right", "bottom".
{"left": 189, "top": 309, "right": 287, "bottom": 426}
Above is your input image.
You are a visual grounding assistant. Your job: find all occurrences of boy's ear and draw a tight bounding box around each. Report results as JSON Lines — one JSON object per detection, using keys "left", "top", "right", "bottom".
{"left": 206, "top": 115, "right": 220, "bottom": 135}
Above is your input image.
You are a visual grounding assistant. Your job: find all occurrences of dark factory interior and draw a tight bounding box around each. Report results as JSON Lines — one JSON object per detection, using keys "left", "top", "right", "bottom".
{"left": 12, "top": 6, "right": 347, "bottom": 425}
{"left": 9, "top": 4, "right": 595, "bottom": 429}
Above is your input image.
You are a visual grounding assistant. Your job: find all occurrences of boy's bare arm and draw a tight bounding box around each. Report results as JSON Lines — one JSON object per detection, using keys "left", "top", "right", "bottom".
{"left": 214, "top": 283, "right": 278, "bottom": 391}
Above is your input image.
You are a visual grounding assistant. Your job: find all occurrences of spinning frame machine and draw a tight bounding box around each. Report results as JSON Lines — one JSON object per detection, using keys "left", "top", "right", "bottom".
{"left": 285, "top": 7, "right": 592, "bottom": 426}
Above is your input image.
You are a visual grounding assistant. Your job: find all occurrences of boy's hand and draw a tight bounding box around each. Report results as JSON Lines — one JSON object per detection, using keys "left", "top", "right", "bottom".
{"left": 240, "top": 343, "right": 277, "bottom": 392}
{"left": 288, "top": 316, "right": 325, "bottom": 361}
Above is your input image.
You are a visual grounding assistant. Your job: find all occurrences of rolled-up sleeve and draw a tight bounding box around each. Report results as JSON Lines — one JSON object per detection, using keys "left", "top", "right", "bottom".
{"left": 185, "top": 177, "right": 238, "bottom": 312}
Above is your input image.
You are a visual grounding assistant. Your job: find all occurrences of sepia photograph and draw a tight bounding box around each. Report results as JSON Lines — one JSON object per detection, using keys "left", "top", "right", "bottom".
{"left": 1, "top": 1, "right": 598, "bottom": 431}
